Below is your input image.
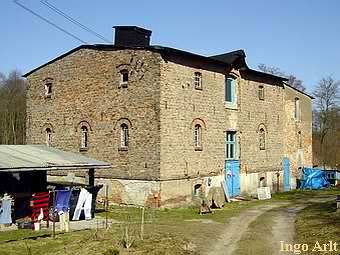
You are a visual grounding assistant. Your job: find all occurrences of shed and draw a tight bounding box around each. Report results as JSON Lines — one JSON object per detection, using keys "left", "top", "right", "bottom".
{"left": 0, "top": 145, "right": 111, "bottom": 220}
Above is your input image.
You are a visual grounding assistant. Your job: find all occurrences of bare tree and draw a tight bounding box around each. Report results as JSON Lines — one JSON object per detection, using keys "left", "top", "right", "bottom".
{"left": 313, "top": 76, "right": 340, "bottom": 168}
{"left": 0, "top": 70, "right": 27, "bottom": 145}
{"left": 258, "top": 63, "right": 306, "bottom": 92}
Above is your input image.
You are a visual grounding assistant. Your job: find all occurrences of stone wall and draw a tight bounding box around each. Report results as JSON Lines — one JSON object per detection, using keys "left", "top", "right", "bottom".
{"left": 26, "top": 48, "right": 162, "bottom": 180}
{"left": 283, "top": 85, "right": 313, "bottom": 178}
{"left": 26, "top": 47, "right": 313, "bottom": 205}
{"left": 238, "top": 79, "right": 285, "bottom": 175}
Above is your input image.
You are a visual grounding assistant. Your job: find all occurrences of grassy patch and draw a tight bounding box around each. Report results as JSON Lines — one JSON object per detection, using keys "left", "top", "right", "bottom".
{"left": 295, "top": 200, "right": 340, "bottom": 255}
{"left": 271, "top": 187, "right": 340, "bottom": 202}
{"left": 97, "top": 200, "right": 264, "bottom": 224}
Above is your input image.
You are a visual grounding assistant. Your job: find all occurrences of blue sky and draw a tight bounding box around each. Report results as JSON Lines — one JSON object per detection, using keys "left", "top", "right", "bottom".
{"left": 1, "top": 0, "right": 340, "bottom": 93}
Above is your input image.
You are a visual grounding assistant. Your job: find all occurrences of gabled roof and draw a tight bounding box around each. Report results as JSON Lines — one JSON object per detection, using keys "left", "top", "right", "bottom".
{"left": 0, "top": 145, "right": 111, "bottom": 172}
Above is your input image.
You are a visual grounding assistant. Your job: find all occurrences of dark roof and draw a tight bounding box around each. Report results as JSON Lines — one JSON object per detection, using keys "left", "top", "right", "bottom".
{"left": 210, "top": 50, "right": 247, "bottom": 66}
{"left": 283, "top": 82, "right": 314, "bottom": 99}
{"left": 113, "top": 26, "right": 152, "bottom": 36}
{"left": 23, "top": 44, "right": 229, "bottom": 77}
{"left": 22, "top": 44, "right": 288, "bottom": 87}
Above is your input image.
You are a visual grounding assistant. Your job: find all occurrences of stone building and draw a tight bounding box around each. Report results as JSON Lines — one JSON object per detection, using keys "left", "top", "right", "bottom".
{"left": 24, "top": 26, "right": 313, "bottom": 207}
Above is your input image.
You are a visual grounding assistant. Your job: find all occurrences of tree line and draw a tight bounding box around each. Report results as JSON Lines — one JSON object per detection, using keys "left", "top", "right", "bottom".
{"left": 0, "top": 68, "right": 339, "bottom": 168}
{"left": 258, "top": 64, "right": 339, "bottom": 169}
{"left": 0, "top": 70, "right": 27, "bottom": 145}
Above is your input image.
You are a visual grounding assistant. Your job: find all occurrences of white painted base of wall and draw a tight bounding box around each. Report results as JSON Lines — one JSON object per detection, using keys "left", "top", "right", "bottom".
{"left": 240, "top": 171, "right": 286, "bottom": 196}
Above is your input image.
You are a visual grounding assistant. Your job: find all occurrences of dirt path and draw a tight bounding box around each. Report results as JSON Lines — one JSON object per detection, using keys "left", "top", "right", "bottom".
{"left": 206, "top": 202, "right": 288, "bottom": 255}
{"left": 206, "top": 197, "right": 335, "bottom": 255}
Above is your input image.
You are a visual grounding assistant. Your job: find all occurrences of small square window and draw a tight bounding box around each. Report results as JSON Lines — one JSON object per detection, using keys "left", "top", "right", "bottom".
{"left": 194, "top": 72, "right": 202, "bottom": 90}
{"left": 120, "top": 70, "right": 129, "bottom": 88}
{"left": 45, "top": 83, "right": 52, "bottom": 97}
{"left": 258, "top": 86, "right": 264, "bottom": 100}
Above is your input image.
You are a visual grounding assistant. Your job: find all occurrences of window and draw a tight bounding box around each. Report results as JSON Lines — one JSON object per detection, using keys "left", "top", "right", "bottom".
{"left": 80, "top": 126, "right": 88, "bottom": 150}
{"left": 225, "top": 76, "right": 236, "bottom": 104}
{"left": 259, "top": 128, "right": 266, "bottom": 150}
{"left": 294, "top": 98, "right": 300, "bottom": 120}
{"left": 44, "top": 81, "right": 53, "bottom": 97}
{"left": 258, "top": 85, "right": 264, "bottom": 100}
{"left": 194, "top": 124, "right": 202, "bottom": 150}
{"left": 46, "top": 128, "right": 52, "bottom": 146}
{"left": 194, "top": 72, "right": 202, "bottom": 90}
{"left": 120, "top": 124, "right": 129, "bottom": 149}
{"left": 120, "top": 69, "right": 129, "bottom": 88}
{"left": 225, "top": 131, "right": 237, "bottom": 159}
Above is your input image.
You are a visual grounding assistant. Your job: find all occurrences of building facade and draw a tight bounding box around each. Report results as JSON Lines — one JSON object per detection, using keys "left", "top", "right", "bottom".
{"left": 24, "top": 26, "right": 313, "bottom": 207}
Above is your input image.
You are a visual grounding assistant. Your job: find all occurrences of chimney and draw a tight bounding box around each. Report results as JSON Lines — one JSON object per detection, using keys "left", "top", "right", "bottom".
{"left": 113, "top": 26, "right": 152, "bottom": 47}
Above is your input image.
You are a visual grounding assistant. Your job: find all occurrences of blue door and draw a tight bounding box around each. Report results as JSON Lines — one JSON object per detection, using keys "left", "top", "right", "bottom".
{"left": 225, "top": 160, "right": 240, "bottom": 197}
{"left": 283, "top": 157, "right": 290, "bottom": 191}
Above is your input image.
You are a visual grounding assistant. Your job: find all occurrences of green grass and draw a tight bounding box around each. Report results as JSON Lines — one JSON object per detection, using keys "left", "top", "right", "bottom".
{"left": 295, "top": 200, "right": 340, "bottom": 255}
{"left": 271, "top": 187, "right": 340, "bottom": 201}
{"left": 0, "top": 188, "right": 338, "bottom": 254}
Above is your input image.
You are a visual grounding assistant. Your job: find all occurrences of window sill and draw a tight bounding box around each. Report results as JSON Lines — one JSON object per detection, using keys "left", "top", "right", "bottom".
{"left": 80, "top": 147, "right": 88, "bottom": 152}
{"left": 224, "top": 102, "right": 238, "bottom": 110}
{"left": 194, "top": 87, "right": 203, "bottom": 91}
{"left": 118, "top": 147, "right": 128, "bottom": 152}
{"left": 194, "top": 146, "right": 203, "bottom": 151}
{"left": 119, "top": 82, "right": 128, "bottom": 89}
{"left": 44, "top": 94, "right": 52, "bottom": 99}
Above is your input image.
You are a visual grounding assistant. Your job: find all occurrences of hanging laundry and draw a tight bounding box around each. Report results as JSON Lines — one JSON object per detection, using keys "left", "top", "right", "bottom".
{"left": 31, "top": 192, "right": 50, "bottom": 224}
{"left": 0, "top": 199, "right": 12, "bottom": 225}
{"left": 85, "top": 185, "right": 102, "bottom": 219}
{"left": 55, "top": 189, "right": 72, "bottom": 232}
{"left": 72, "top": 188, "right": 92, "bottom": 221}
{"left": 55, "top": 190, "right": 71, "bottom": 214}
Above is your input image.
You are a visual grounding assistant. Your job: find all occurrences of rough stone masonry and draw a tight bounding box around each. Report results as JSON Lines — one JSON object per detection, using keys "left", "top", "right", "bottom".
{"left": 24, "top": 26, "right": 313, "bottom": 207}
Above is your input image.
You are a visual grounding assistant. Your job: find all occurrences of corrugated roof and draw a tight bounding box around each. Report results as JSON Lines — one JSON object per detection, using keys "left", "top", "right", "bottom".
{"left": 0, "top": 145, "right": 111, "bottom": 172}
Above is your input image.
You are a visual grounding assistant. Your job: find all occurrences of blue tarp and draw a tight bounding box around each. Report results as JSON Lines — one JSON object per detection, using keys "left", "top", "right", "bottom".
{"left": 300, "top": 168, "right": 330, "bottom": 190}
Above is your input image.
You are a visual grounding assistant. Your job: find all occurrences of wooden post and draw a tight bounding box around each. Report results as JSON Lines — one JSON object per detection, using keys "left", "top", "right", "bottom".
{"left": 105, "top": 184, "right": 108, "bottom": 229}
{"left": 87, "top": 168, "right": 95, "bottom": 186}
{"left": 140, "top": 207, "right": 145, "bottom": 240}
{"left": 52, "top": 190, "right": 56, "bottom": 239}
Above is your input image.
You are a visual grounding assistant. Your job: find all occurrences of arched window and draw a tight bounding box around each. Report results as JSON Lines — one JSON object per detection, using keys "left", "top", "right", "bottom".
{"left": 120, "top": 124, "right": 129, "bottom": 149}
{"left": 80, "top": 126, "right": 88, "bottom": 150}
{"left": 259, "top": 128, "right": 266, "bottom": 150}
{"left": 194, "top": 124, "right": 202, "bottom": 149}
{"left": 46, "top": 128, "right": 52, "bottom": 146}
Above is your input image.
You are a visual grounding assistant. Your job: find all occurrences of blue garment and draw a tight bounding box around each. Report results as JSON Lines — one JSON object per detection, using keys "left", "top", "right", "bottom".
{"left": 55, "top": 190, "right": 72, "bottom": 214}
{"left": 0, "top": 199, "right": 12, "bottom": 224}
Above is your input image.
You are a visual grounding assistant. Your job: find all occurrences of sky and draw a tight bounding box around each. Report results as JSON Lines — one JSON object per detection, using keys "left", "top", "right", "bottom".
{"left": 1, "top": 0, "right": 340, "bottom": 94}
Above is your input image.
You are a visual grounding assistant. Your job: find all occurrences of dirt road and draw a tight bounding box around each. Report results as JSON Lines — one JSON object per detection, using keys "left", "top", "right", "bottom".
{"left": 205, "top": 197, "right": 333, "bottom": 255}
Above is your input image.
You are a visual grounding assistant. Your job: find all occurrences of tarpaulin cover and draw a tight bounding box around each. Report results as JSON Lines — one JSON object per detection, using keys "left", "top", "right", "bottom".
{"left": 300, "top": 168, "right": 330, "bottom": 190}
